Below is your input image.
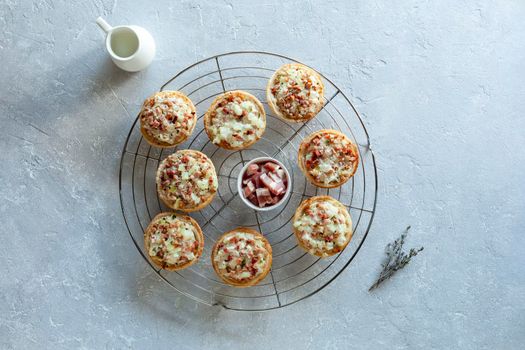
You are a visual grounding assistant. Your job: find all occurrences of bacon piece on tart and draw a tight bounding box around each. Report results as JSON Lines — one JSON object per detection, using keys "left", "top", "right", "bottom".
{"left": 293, "top": 196, "right": 353, "bottom": 258}
{"left": 266, "top": 63, "right": 324, "bottom": 122}
{"left": 140, "top": 91, "right": 197, "bottom": 147}
{"left": 298, "top": 129, "right": 359, "bottom": 188}
{"left": 156, "top": 150, "right": 218, "bottom": 212}
{"left": 211, "top": 228, "right": 272, "bottom": 287}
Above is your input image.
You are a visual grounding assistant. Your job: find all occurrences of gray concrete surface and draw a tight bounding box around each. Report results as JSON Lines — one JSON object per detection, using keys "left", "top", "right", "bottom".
{"left": 1, "top": 0, "right": 524, "bottom": 349}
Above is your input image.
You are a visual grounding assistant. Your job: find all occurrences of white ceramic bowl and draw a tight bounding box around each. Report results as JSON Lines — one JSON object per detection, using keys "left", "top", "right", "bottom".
{"left": 237, "top": 156, "right": 292, "bottom": 212}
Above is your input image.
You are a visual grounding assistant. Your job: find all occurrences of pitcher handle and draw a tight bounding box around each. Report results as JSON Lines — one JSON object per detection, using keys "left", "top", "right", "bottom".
{"left": 96, "top": 17, "right": 112, "bottom": 33}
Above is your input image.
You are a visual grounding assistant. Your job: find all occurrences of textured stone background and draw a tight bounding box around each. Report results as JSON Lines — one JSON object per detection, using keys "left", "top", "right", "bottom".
{"left": 1, "top": 0, "right": 524, "bottom": 349}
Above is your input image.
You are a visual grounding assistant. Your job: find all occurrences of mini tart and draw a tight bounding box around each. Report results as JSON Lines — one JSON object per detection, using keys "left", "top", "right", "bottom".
{"left": 211, "top": 228, "right": 272, "bottom": 287}
{"left": 293, "top": 196, "right": 353, "bottom": 257}
{"left": 204, "top": 91, "right": 266, "bottom": 150}
{"left": 144, "top": 212, "right": 204, "bottom": 270}
{"left": 266, "top": 63, "right": 324, "bottom": 122}
{"left": 156, "top": 150, "right": 218, "bottom": 212}
{"left": 298, "top": 129, "right": 359, "bottom": 188}
{"left": 139, "top": 91, "right": 197, "bottom": 148}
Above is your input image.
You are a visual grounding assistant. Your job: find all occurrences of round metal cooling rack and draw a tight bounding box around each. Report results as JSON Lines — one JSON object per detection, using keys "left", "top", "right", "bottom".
{"left": 119, "top": 51, "right": 378, "bottom": 311}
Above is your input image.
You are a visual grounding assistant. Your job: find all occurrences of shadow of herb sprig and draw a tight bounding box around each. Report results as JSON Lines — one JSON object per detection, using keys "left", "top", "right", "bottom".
{"left": 369, "top": 226, "right": 424, "bottom": 292}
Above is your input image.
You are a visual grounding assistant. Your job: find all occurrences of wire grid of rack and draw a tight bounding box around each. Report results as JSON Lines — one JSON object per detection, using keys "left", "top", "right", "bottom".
{"left": 119, "top": 51, "right": 378, "bottom": 311}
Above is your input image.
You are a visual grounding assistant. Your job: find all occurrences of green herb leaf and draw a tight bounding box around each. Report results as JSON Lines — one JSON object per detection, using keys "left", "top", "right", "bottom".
{"left": 369, "top": 226, "right": 423, "bottom": 292}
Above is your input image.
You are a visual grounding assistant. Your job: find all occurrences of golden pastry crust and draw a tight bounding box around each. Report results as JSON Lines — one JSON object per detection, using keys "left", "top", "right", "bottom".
{"left": 144, "top": 212, "right": 204, "bottom": 270}
{"left": 204, "top": 90, "right": 266, "bottom": 150}
{"left": 156, "top": 150, "right": 218, "bottom": 212}
{"left": 140, "top": 91, "right": 197, "bottom": 148}
{"left": 298, "top": 129, "right": 359, "bottom": 188}
{"left": 266, "top": 63, "right": 324, "bottom": 122}
{"left": 211, "top": 228, "right": 272, "bottom": 287}
{"left": 293, "top": 196, "right": 353, "bottom": 257}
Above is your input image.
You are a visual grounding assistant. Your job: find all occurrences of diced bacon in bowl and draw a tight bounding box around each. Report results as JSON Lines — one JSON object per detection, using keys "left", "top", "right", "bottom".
{"left": 251, "top": 172, "right": 262, "bottom": 188}
{"left": 268, "top": 172, "right": 281, "bottom": 183}
{"left": 268, "top": 180, "right": 285, "bottom": 196}
{"left": 256, "top": 188, "right": 273, "bottom": 207}
{"left": 247, "top": 193, "right": 258, "bottom": 206}
{"left": 246, "top": 163, "right": 259, "bottom": 176}
{"left": 259, "top": 173, "right": 273, "bottom": 188}
{"left": 243, "top": 180, "right": 256, "bottom": 197}
{"left": 238, "top": 158, "right": 291, "bottom": 210}
{"left": 264, "top": 162, "right": 280, "bottom": 172}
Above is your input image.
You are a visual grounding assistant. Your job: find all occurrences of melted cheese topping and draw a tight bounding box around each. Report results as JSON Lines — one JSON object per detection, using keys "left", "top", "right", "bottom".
{"left": 208, "top": 93, "right": 264, "bottom": 148}
{"left": 157, "top": 151, "right": 218, "bottom": 208}
{"left": 293, "top": 200, "right": 351, "bottom": 257}
{"left": 270, "top": 65, "right": 323, "bottom": 120}
{"left": 214, "top": 232, "right": 270, "bottom": 282}
{"left": 140, "top": 92, "right": 195, "bottom": 145}
{"left": 147, "top": 214, "right": 200, "bottom": 266}
{"left": 303, "top": 132, "right": 358, "bottom": 185}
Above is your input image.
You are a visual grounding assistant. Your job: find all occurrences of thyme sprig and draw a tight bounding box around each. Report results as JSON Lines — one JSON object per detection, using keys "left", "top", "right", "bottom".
{"left": 369, "top": 226, "right": 423, "bottom": 291}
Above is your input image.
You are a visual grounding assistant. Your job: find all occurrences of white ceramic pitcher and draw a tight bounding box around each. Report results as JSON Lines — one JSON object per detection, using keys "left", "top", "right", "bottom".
{"left": 96, "top": 17, "right": 156, "bottom": 72}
